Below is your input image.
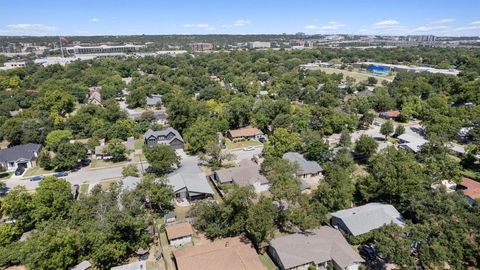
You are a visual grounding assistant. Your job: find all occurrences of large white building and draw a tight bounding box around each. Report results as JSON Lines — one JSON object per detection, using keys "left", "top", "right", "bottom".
{"left": 248, "top": 41, "right": 271, "bottom": 49}
{"left": 64, "top": 44, "right": 145, "bottom": 54}
{"left": 0, "top": 61, "right": 27, "bottom": 70}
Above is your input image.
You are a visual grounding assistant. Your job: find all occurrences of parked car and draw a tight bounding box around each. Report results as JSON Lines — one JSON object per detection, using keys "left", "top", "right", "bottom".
{"left": 14, "top": 167, "right": 25, "bottom": 176}
{"left": 81, "top": 159, "right": 91, "bottom": 166}
{"left": 359, "top": 244, "right": 377, "bottom": 261}
{"left": 30, "top": 176, "right": 43, "bottom": 181}
{"left": 243, "top": 146, "right": 255, "bottom": 151}
{"left": 53, "top": 171, "right": 69, "bottom": 177}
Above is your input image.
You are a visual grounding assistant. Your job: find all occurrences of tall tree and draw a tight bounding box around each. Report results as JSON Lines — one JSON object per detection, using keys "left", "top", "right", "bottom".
{"left": 143, "top": 145, "right": 180, "bottom": 175}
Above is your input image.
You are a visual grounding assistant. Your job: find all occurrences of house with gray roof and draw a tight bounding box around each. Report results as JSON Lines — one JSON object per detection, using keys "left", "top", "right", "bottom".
{"left": 330, "top": 203, "right": 405, "bottom": 237}
{"left": 269, "top": 226, "right": 364, "bottom": 270}
{"left": 212, "top": 159, "right": 270, "bottom": 193}
{"left": 283, "top": 152, "right": 323, "bottom": 186}
{"left": 144, "top": 128, "right": 184, "bottom": 149}
{"left": 167, "top": 159, "right": 214, "bottom": 201}
{"left": 0, "top": 143, "right": 42, "bottom": 172}
{"left": 397, "top": 133, "right": 428, "bottom": 153}
{"left": 146, "top": 94, "right": 162, "bottom": 108}
{"left": 70, "top": 260, "right": 91, "bottom": 270}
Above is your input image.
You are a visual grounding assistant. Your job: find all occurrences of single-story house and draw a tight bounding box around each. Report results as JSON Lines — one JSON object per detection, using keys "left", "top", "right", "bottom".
{"left": 397, "top": 133, "right": 428, "bottom": 153}
{"left": 379, "top": 110, "right": 401, "bottom": 120}
{"left": 330, "top": 203, "right": 405, "bottom": 237}
{"left": 144, "top": 128, "right": 184, "bottom": 149}
{"left": 88, "top": 86, "right": 102, "bottom": 106}
{"left": 174, "top": 236, "right": 266, "bottom": 270}
{"left": 94, "top": 137, "right": 135, "bottom": 159}
{"left": 166, "top": 222, "right": 194, "bottom": 247}
{"left": 146, "top": 94, "right": 162, "bottom": 108}
{"left": 456, "top": 177, "right": 480, "bottom": 206}
{"left": 0, "top": 143, "right": 42, "bottom": 172}
{"left": 70, "top": 260, "right": 91, "bottom": 270}
{"left": 282, "top": 152, "right": 323, "bottom": 185}
{"left": 227, "top": 126, "right": 264, "bottom": 141}
{"left": 269, "top": 226, "right": 364, "bottom": 270}
{"left": 167, "top": 160, "right": 214, "bottom": 201}
{"left": 128, "top": 111, "right": 167, "bottom": 125}
{"left": 111, "top": 261, "right": 158, "bottom": 270}
{"left": 164, "top": 212, "right": 176, "bottom": 224}
{"left": 212, "top": 159, "right": 270, "bottom": 193}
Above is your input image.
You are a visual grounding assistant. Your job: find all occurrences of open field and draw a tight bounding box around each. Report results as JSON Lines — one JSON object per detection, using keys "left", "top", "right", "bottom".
{"left": 317, "top": 67, "right": 394, "bottom": 85}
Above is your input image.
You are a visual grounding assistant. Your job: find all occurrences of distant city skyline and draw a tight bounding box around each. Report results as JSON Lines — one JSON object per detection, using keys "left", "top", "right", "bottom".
{"left": 1, "top": 0, "right": 479, "bottom": 36}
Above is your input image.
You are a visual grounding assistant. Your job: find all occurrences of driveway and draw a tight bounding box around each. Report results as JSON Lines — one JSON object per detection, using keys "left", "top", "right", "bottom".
{"left": 229, "top": 146, "right": 263, "bottom": 163}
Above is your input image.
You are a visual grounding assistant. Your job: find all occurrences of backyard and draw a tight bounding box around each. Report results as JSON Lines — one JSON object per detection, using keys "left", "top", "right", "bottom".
{"left": 225, "top": 139, "right": 262, "bottom": 150}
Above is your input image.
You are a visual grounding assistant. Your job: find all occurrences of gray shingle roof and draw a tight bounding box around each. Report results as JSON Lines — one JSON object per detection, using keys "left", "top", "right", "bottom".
{"left": 270, "top": 226, "right": 364, "bottom": 269}
{"left": 144, "top": 127, "right": 184, "bottom": 144}
{"left": 70, "top": 260, "right": 91, "bottom": 270}
{"left": 214, "top": 159, "right": 268, "bottom": 187}
{"left": 331, "top": 203, "right": 405, "bottom": 236}
{"left": 0, "top": 143, "right": 42, "bottom": 163}
{"left": 282, "top": 152, "right": 322, "bottom": 175}
{"left": 167, "top": 160, "right": 213, "bottom": 195}
{"left": 121, "top": 176, "right": 141, "bottom": 190}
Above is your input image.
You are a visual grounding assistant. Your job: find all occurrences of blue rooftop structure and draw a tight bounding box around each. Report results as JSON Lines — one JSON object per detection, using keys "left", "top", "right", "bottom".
{"left": 367, "top": 65, "right": 391, "bottom": 76}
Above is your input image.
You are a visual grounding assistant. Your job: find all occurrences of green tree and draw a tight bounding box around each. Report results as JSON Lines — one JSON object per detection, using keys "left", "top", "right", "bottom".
{"left": 32, "top": 176, "right": 73, "bottom": 222}
{"left": 311, "top": 163, "right": 354, "bottom": 212}
{"left": 1, "top": 186, "right": 35, "bottom": 230}
{"left": 122, "top": 164, "right": 139, "bottom": 177}
{"left": 183, "top": 117, "right": 218, "bottom": 154}
{"left": 38, "top": 150, "right": 54, "bottom": 170}
{"left": 380, "top": 120, "right": 394, "bottom": 140}
{"left": 354, "top": 135, "right": 378, "bottom": 162}
{"left": 265, "top": 128, "right": 302, "bottom": 157}
{"left": 45, "top": 130, "right": 73, "bottom": 151}
{"left": 395, "top": 125, "right": 405, "bottom": 136}
{"left": 304, "top": 137, "right": 332, "bottom": 164}
{"left": 367, "top": 77, "right": 378, "bottom": 86}
{"left": 358, "top": 112, "right": 374, "bottom": 130}
{"left": 143, "top": 145, "right": 180, "bottom": 175}
{"left": 246, "top": 197, "right": 277, "bottom": 247}
{"left": 199, "top": 142, "right": 234, "bottom": 169}
{"left": 53, "top": 142, "right": 87, "bottom": 171}
{"left": 133, "top": 175, "right": 174, "bottom": 214}
{"left": 339, "top": 129, "right": 352, "bottom": 147}
{"left": 105, "top": 139, "right": 128, "bottom": 162}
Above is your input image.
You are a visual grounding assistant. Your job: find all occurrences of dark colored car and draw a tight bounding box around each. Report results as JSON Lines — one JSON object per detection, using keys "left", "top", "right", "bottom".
{"left": 359, "top": 244, "right": 377, "bottom": 261}
{"left": 14, "top": 167, "right": 25, "bottom": 176}
{"left": 81, "top": 159, "right": 91, "bottom": 166}
{"left": 30, "top": 176, "right": 43, "bottom": 181}
{"left": 53, "top": 172, "right": 69, "bottom": 177}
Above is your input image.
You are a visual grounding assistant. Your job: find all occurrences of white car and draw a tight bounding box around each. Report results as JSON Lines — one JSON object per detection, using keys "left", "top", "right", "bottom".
{"left": 243, "top": 146, "right": 255, "bottom": 151}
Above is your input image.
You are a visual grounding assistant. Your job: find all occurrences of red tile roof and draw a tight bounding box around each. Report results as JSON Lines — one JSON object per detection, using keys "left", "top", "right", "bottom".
{"left": 228, "top": 126, "right": 263, "bottom": 138}
{"left": 461, "top": 177, "right": 480, "bottom": 200}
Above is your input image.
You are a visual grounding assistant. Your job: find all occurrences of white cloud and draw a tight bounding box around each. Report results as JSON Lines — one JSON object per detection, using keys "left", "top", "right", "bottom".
{"left": 305, "top": 21, "right": 346, "bottom": 31}
{"left": 7, "top": 23, "right": 56, "bottom": 31}
{"left": 184, "top": 23, "right": 211, "bottom": 28}
{"left": 234, "top": 19, "right": 251, "bottom": 26}
{"left": 222, "top": 19, "right": 252, "bottom": 28}
{"left": 431, "top": 18, "right": 455, "bottom": 24}
{"left": 469, "top": 21, "right": 480, "bottom": 25}
{"left": 90, "top": 18, "right": 100, "bottom": 22}
{"left": 373, "top": 20, "right": 400, "bottom": 28}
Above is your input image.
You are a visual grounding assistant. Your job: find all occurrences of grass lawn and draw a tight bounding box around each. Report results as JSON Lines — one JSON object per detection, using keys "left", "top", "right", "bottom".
{"left": 134, "top": 139, "right": 144, "bottom": 150}
{"left": 24, "top": 167, "right": 54, "bottom": 177}
{"left": 174, "top": 205, "right": 192, "bottom": 222}
{"left": 259, "top": 253, "right": 278, "bottom": 270}
{"left": 225, "top": 139, "right": 262, "bottom": 150}
{"left": 90, "top": 159, "right": 128, "bottom": 169}
{"left": 79, "top": 183, "right": 89, "bottom": 194}
{"left": 134, "top": 152, "right": 146, "bottom": 162}
{"left": 317, "top": 67, "right": 393, "bottom": 85}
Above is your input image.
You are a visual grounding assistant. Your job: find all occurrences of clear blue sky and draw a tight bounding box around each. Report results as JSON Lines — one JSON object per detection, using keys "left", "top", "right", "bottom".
{"left": 1, "top": 0, "right": 479, "bottom": 36}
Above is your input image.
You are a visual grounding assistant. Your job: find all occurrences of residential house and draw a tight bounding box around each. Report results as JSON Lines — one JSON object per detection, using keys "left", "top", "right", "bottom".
{"left": 330, "top": 203, "right": 405, "bottom": 237}
{"left": 166, "top": 222, "right": 194, "bottom": 247}
{"left": 146, "top": 94, "right": 162, "bottom": 108}
{"left": 282, "top": 152, "right": 323, "bottom": 185}
{"left": 456, "top": 177, "right": 480, "bottom": 206}
{"left": 0, "top": 143, "right": 42, "bottom": 171}
{"left": 88, "top": 86, "right": 102, "bottom": 106}
{"left": 167, "top": 160, "right": 214, "bottom": 201}
{"left": 269, "top": 226, "right": 364, "bottom": 270}
{"left": 212, "top": 159, "right": 270, "bottom": 193}
{"left": 397, "top": 133, "right": 428, "bottom": 153}
{"left": 227, "top": 126, "right": 264, "bottom": 141}
{"left": 121, "top": 176, "right": 141, "bottom": 191}
{"left": 128, "top": 111, "right": 168, "bottom": 125}
{"left": 164, "top": 212, "right": 176, "bottom": 224}
{"left": 174, "top": 236, "right": 266, "bottom": 270}
{"left": 94, "top": 137, "right": 135, "bottom": 160}
{"left": 144, "top": 128, "right": 184, "bottom": 149}
{"left": 379, "top": 110, "right": 401, "bottom": 120}
{"left": 70, "top": 260, "right": 91, "bottom": 270}
{"left": 111, "top": 261, "right": 158, "bottom": 270}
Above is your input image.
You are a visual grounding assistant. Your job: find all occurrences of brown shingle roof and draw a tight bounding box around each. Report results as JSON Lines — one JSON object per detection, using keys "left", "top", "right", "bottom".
{"left": 228, "top": 126, "right": 263, "bottom": 138}
{"left": 461, "top": 177, "right": 480, "bottom": 200}
{"left": 381, "top": 110, "right": 401, "bottom": 118}
{"left": 174, "top": 236, "right": 266, "bottom": 270}
{"left": 166, "top": 222, "right": 193, "bottom": 240}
